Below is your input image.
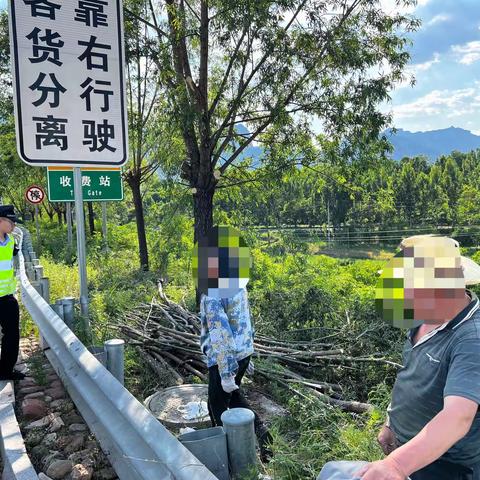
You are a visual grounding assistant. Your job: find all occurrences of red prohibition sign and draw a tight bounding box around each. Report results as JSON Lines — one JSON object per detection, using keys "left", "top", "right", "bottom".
{"left": 25, "top": 185, "right": 46, "bottom": 205}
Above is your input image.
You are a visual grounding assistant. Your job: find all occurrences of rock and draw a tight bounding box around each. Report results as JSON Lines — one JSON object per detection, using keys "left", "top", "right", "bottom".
{"left": 63, "top": 413, "right": 83, "bottom": 426}
{"left": 31, "top": 444, "right": 49, "bottom": 460}
{"left": 71, "top": 464, "right": 93, "bottom": 480}
{"left": 16, "top": 362, "right": 27, "bottom": 372}
{"left": 96, "top": 467, "right": 117, "bottom": 480}
{"left": 25, "top": 414, "right": 53, "bottom": 430}
{"left": 22, "top": 398, "right": 48, "bottom": 420}
{"left": 68, "top": 423, "right": 88, "bottom": 433}
{"left": 68, "top": 450, "right": 94, "bottom": 468}
{"left": 65, "top": 434, "right": 85, "bottom": 454}
{"left": 25, "top": 430, "right": 46, "bottom": 448}
{"left": 42, "top": 451, "right": 63, "bottom": 469}
{"left": 83, "top": 440, "right": 97, "bottom": 452}
{"left": 49, "top": 415, "right": 65, "bottom": 433}
{"left": 50, "top": 379, "right": 63, "bottom": 389}
{"left": 46, "top": 459, "right": 72, "bottom": 479}
{"left": 45, "top": 386, "right": 65, "bottom": 400}
{"left": 38, "top": 473, "right": 54, "bottom": 480}
{"left": 59, "top": 401, "right": 74, "bottom": 413}
{"left": 56, "top": 435, "right": 72, "bottom": 449}
{"left": 44, "top": 395, "right": 52, "bottom": 403}
{"left": 19, "top": 385, "right": 44, "bottom": 395}
{"left": 24, "top": 391, "right": 45, "bottom": 399}
{"left": 49, "top": 399, "right": 64, "bottom": 409}
{"left": 43, "top": 432, "right": 57, "bottom": 447}
{"left": 19, "top": 377, "right": 38, "bottom": 388}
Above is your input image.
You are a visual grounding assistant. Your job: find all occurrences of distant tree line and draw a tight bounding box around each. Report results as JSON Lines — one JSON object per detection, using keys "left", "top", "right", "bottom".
{"left": 214, "top": 149, "right": 480, "bottom": 237}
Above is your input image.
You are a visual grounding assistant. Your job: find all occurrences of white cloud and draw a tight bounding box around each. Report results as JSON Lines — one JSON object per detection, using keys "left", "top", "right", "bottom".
{"left": 393, "top": 87, "right": 480, "bottom": 119}
{"left": 410, "top": 52, "right": 440, "bottom": 72}
{"left": 425, "top": 14, "right": 451, "bottom": 27}
{"left": 451, "top": 41, "right": 480, "bottom": 65}
{"left": 380, "top": 0, "right": 431, "bottom": 14}
{"left": 391, "top": 53, "right": 440, "bottom": 90}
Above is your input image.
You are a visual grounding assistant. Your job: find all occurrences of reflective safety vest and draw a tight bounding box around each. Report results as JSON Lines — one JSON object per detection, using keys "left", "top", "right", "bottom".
{"left": 0, "top": 235, "right": 16, "bottom": 297}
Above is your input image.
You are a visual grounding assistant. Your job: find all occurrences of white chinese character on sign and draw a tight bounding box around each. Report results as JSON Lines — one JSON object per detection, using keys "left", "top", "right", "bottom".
{"left": 99, "top": 175, "right": 110, "bottom": 187}
{"left": 60, "top": 175, "right": 71, "bottom": 187}
{"left": 82, "top": 175, "right": 91, "bottom": 187}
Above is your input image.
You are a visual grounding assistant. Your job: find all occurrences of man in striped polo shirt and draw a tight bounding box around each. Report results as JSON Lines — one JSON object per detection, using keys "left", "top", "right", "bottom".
{"left": 0, "top": 205, "right": 25, "bottom": 381}
{"left": 358, "top": 235, "right": 480, "bottom": 480}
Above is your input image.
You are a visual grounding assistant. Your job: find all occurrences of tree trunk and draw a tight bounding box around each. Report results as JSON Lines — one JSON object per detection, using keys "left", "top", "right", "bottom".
{"left": 87, "top": 202, "right": 95, "bottom": 235}
{"left": 193, "top": 188, "right": 214, "bottom": 243}
{"left": 129, "top": 178, "right": 149, "bottom": 271}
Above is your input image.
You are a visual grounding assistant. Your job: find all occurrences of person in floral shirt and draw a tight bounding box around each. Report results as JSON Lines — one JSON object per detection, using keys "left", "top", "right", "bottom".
{"left": 193, "top": 225, "right": 272, "bottom": 460}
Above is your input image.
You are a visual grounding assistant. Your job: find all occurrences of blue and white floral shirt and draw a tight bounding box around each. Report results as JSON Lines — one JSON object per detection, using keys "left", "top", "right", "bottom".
{"left": 200, "top": 288, "right": 255, "bottom": 380}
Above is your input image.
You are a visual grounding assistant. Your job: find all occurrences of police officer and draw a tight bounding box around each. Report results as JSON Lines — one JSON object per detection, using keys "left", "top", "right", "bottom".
{"left": 0, "top": 205, "right": 25, "bottom": 381}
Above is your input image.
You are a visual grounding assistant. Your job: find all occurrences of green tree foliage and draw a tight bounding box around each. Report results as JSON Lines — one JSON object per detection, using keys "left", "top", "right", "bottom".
{"left": 129, "top": 0, "right": 418, "bottom": 240}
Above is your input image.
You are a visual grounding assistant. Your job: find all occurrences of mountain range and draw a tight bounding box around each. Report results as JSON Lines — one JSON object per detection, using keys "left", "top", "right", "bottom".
{"left": 384, "top": 127, "right": 480, "bottom": 162}
{"left": 227, "top": 125, "right": 480, "bottom": 166}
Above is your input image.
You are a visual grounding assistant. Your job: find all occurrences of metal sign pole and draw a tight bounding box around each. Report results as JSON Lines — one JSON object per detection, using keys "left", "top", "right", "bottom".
{"left": 34, "top": 204, "right": 41, "bottom": 254}
{"left": 73, "top": 168, "right": 90, "bottom": 324}
{"left": 66, "top": 202, "right": 73, "bottom": 250}
{"left": 66, "top": 201, "right": 73, "bottom": 263}
{"left": 102, "top": 202, "right": 108, "bottom": 251}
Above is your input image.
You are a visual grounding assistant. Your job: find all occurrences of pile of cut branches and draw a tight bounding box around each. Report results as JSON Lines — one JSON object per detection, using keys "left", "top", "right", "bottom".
{"left": 116, "top": 285, "right": 400, "bottom": 414}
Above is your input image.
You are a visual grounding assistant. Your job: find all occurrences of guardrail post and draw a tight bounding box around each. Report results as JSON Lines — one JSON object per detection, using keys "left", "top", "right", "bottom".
{"left": 37, "top": 278, "right": 50, "bottom": 350}
{"left": 104, "top": 339, "right": 125, "bottom": 385}
{"left": 31, "top": 280, "right": 43, "bottom": 297}
{"left": 34, "top": 265, "right": 44, "bottom": 282}
{"left": 40, "top": 277, "right": 50, "bottom": 304}
{"left": 221, "top": 408, "right": 257, "bottom": 478}
{"left": 61, "top": 297, "right": 76, "bottom": 330}
{"left": 51, "top": 301, "right": 65, "bottom": 321}
{"left": 27, "top": 265, "right": 35, "bottom": 282}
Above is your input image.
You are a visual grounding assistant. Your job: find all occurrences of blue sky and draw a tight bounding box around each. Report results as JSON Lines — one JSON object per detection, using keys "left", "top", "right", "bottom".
{"left": 382, "top": 0, "right": 480, "bottom": 134}
{"left": 2, "top": 0, "right": 479, "bottom": 134}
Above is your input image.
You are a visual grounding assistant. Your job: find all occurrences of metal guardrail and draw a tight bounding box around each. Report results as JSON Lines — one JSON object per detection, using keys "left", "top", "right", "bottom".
{"left": 16, "top": 228, "right": 218, "bottom": 480}
{"left": 0, "top": 380, "right": 39, "bottom": 480}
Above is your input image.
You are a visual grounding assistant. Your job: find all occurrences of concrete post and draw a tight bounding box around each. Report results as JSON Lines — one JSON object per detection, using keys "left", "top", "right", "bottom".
{"left": 104, "top": 339, "right": 125, "bottom": 385}
{"left": 32, "top": 258, "right": 40, "bottom": 266}
{"left": 61, "top": 297, "right": 76, "bottom": 330}
{"left": 221, "top": 408, "right": 257, "bottom": 478}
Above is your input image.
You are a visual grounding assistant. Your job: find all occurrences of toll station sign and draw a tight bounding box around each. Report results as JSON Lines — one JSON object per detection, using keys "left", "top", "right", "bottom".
{"left": 8, "top": 0, "right": 128, "bottom": 167}
{"left": 47, "top": 167, "right": 123, "bottom": 202}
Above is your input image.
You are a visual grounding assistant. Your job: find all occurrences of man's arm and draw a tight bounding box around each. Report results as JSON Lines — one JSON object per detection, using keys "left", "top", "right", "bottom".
{"left": 358, "top": 396, "right": 477, "bottom": 479}
{"left": 389, "top": 395, "right": 477, "bottom": 476}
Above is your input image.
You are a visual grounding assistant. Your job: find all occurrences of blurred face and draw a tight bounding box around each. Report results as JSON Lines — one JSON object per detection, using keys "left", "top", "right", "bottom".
{"left": 0, "top": 217, "right": 15, "bottom": 235}
{"left": 376, "top": 242, "right": 466, "bottom": 328}
{"left": 193, "top": 226, "right": 251, "bottom": 299}
{"left": 404, "top": 287, "right": 466, "bottom": 323}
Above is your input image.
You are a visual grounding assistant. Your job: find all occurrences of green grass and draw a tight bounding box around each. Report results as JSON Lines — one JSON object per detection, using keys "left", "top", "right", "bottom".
{"left": 25, "top": 351, "right": 48, "bottom": 386}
